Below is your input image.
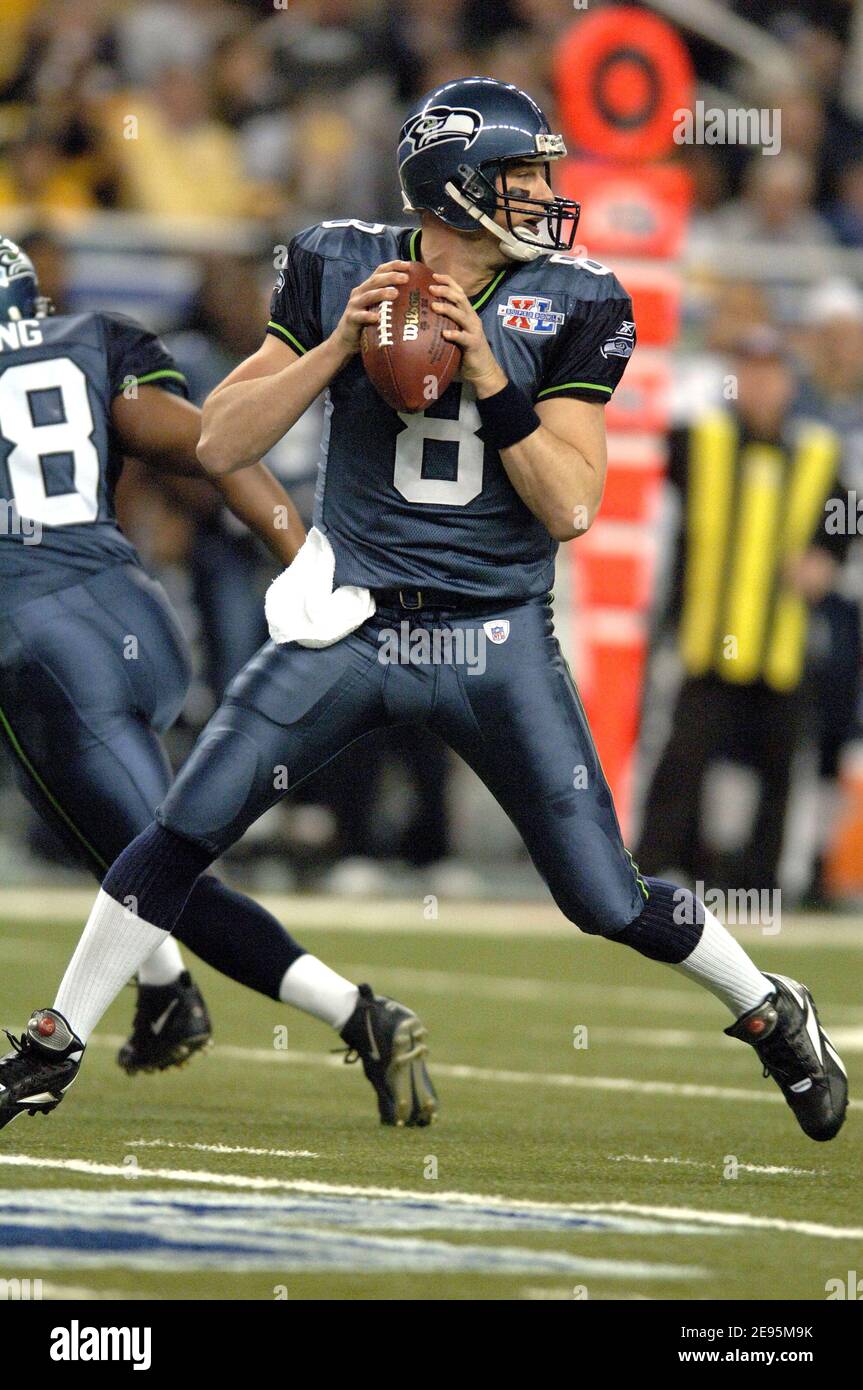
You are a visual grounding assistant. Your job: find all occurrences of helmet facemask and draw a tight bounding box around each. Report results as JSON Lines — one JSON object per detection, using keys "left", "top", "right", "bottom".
{"left": 443, "top": 144, "right": 580, "bottom": 262}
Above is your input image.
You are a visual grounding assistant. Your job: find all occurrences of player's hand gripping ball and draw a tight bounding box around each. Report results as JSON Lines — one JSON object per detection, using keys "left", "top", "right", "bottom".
{"left": 361, "top": 261, "right": 461, "bottom": 412}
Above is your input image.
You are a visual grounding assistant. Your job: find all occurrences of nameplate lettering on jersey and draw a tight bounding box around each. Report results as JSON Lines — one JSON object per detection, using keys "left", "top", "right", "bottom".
{"left": 497, "top": 295, "right": 564, "bottom": 336}
{"left": 0, "top": 319, "right": 44, "bottom": 351}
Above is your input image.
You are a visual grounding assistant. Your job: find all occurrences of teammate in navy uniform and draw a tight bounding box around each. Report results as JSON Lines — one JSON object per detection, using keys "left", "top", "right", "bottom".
{"left": 0, "top": 237, "right": 432, "bottom": 1119}
{"left": 1, "top": 80, "right": 847, "bottom": 1143}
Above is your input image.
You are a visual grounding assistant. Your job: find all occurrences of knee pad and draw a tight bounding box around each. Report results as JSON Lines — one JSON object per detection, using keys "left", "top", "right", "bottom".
{"left": 549, "top": 884, "right": 645, "bottom": 939}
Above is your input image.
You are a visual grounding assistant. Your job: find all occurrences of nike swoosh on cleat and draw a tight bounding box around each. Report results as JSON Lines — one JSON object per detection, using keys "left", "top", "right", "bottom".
{"left": 150, "top": 1000, "right": 179, "bottom": 1036}
{"left": 802, "top": 997, "right": 824, "bottom": 1067}
{"left": 19, "top": 1091, "right": 57, "bottom": 1104}
{"left": 823, "top": 1038, "right": 848, "bottom": 1077}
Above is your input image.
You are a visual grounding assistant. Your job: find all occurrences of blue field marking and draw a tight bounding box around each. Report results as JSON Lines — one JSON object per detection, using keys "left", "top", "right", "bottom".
{"left": 0, "top": 1189, "right": 711, "bottom": 1278}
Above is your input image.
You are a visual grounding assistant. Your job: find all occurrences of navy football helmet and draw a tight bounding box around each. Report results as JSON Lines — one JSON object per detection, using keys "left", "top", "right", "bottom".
{"left": 397, "top": 77, "right": 580, "bottom": 262}
{"left": 0, "top": 236, "right": 46, "bottom": 320}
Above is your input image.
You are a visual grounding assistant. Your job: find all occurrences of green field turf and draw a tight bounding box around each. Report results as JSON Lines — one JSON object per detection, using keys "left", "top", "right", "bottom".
{"left": 0, "top": 894, "right": 861, "bottom": 1301}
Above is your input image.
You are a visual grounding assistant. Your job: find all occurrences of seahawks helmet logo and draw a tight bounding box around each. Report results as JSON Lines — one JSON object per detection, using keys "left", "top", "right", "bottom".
{"left": 0, "top": 239, "right": 33, "bottom": 287}
{"left": 402, "top": 106, "right": 482, "bottom": 154}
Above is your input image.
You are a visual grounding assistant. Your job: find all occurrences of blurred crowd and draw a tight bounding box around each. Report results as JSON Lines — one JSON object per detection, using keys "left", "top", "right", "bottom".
{"left": 2, "top": 0, "right": 863, "bottom": 902}
{"left": 2, "top": 1, "right": 863, "bottom": 241}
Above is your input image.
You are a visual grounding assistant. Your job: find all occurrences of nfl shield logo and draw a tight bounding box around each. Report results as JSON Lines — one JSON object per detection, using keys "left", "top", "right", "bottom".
{"left": 483, "top": 619, "right": 510, "bottom": 644}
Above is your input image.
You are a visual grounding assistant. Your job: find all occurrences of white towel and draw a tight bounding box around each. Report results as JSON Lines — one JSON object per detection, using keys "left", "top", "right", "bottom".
{"left": 264, "top": 527, "right": 376, "bottom": 648}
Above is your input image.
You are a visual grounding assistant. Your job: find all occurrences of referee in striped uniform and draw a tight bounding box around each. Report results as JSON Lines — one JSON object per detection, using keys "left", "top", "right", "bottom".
{"left": 637, "top": 328, "right": 849, "bottom": 892}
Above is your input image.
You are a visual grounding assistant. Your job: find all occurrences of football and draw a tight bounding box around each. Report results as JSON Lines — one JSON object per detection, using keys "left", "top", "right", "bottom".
{"left": 360, "top": 261, "right": 461, "bottom": 412}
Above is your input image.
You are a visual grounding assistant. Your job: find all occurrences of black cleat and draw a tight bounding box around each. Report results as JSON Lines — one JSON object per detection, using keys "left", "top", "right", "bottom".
{"left": 0, "top": 1009, "right": 82, "bottom": 1131}
{"left": 339, "top": 983, "right": 437, "bottom": 1127}
{"left": 118, "top": 971, "right": 212, "bottom": 1075}
{"left": 725, "top": 973, "right": 848, "bottom": 1141}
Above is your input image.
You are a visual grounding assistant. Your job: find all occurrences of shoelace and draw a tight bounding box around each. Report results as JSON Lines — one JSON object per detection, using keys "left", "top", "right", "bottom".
{"left": 331, "top": 991, "right": 378, "bottom": 1066}
{"left": 758, "top": 1028, "right": 816, "bottom": 1085}
{"left": 330, "top": 1045, "right": 360, "bottom": 1064}
{"left": 0, "top": 1030, "right": 33, "bottom": 1074}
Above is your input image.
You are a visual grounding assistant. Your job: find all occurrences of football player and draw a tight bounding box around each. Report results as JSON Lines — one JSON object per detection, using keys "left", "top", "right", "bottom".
{"left": 1, "top": 79, "right": 846, "bottom": 1141}
{"left": 0, "top": 237, "right": 433, "bottom": 1122}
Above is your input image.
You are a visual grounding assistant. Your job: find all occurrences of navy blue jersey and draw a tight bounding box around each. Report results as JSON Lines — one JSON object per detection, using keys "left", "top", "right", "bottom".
{"left": 0, "top": 311, "right": 187, "bottom": 607}
{"left": 268, "top": 221, "right": 635, "bottom": 599}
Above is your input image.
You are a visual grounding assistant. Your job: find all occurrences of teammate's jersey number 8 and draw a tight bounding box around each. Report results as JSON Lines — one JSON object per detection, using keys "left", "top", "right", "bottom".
{"left": 0, "top": 357, "right": 99, "bottom": 526}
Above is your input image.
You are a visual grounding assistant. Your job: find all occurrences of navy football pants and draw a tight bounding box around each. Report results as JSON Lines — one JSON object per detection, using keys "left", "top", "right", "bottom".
{"left": 0, "top": 563, "right": 303, "bottom": 996}
{"left": 159, "top": 597, "right": 647, "bottom": 936}
{"left": 0, "top": 564, "right": 190, "bottom": 871}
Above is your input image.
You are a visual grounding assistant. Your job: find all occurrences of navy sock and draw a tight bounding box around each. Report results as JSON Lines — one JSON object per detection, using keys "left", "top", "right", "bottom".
{"left": 611, "top": 877, "right": 705, "bottom": 964}
{"left": 103, "top": 822, "right": 307, "bottom": 1001}
{"left": 102, "top": 821, "right": 213, "bottom": 930}
{"left": 174, "top": 876, "right": 306, "bottom": 1001}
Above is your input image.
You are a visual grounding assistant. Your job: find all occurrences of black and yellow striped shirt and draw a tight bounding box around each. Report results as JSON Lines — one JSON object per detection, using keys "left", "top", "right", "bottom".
{"left": 665, "top": 411, "right": 845, "bottom": 693}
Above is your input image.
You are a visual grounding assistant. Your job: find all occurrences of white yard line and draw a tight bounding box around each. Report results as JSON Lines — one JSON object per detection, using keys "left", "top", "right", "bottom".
{"left": 125, "top": 1140, "right": 319, "bottom": 1159}
{"left": 607, "top": 1154, "right": 823, "bottom": 1177}
{"left": 90, "top": 1034, "right": 863, "bottom": 1111}
{"left": 0, "top": 1156, "right": 859, "bottom": 1241}
{"left": 573, "top": 1202, "right": 863, "bottom": 1241}
{"left": 36, "top": 1281, "right": 153, "bottom": 1301}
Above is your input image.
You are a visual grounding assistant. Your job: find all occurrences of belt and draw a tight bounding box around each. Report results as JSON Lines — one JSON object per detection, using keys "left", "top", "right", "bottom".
{"left": 371, "top": 587, "right": 513, "bottom": 614}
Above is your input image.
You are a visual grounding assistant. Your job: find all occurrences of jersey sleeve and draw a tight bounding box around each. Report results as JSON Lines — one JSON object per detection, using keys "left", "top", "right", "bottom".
{"left": 537, "top": 279, "right": 636, "bottom": 405}
{"left": 267, "top": 230, "right": 325, "bottom": 355}
{"left": 101, "top": 313, "right": 188, "bottom": 398}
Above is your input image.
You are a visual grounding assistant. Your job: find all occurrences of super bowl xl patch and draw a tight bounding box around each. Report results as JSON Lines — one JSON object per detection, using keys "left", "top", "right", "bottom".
{"left": 497, "top": 295, "right": 564, "bottom": 336}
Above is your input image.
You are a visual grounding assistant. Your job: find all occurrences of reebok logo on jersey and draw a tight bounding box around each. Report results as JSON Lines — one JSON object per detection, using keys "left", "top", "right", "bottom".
{"left": 497, "top": 296, "right": 564, "bottom": 336}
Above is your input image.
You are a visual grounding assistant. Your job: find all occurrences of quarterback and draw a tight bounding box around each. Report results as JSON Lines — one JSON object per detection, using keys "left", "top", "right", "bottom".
{"left": 0, "top": 79, "right": 847, "bottom": 1141}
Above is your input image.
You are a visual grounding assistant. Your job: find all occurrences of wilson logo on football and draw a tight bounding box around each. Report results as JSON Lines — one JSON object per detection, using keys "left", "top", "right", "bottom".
{"left": 402, "top": 106, "right": 482, "bottom": 154}
{"left": 497, "top": 296, "right": 565, "bottom": 336}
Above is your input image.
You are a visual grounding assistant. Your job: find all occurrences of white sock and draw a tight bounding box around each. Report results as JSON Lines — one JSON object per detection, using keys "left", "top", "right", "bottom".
{"left": 136, "top": 937, "right": 185, "bottom": 987}
{"left": 673, "top": 905, "right": 774, "bottom": 1018}
{"left": 279, "top": 955, "right": 359, "bottom": 1030}
{"left": 54, "top": 888, "right": 170, "bottom": 1043}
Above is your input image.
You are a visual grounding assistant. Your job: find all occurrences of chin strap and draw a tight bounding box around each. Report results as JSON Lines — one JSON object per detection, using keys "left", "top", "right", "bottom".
{"left": 444, "top": 180, "right": 549, "bottom": 262}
